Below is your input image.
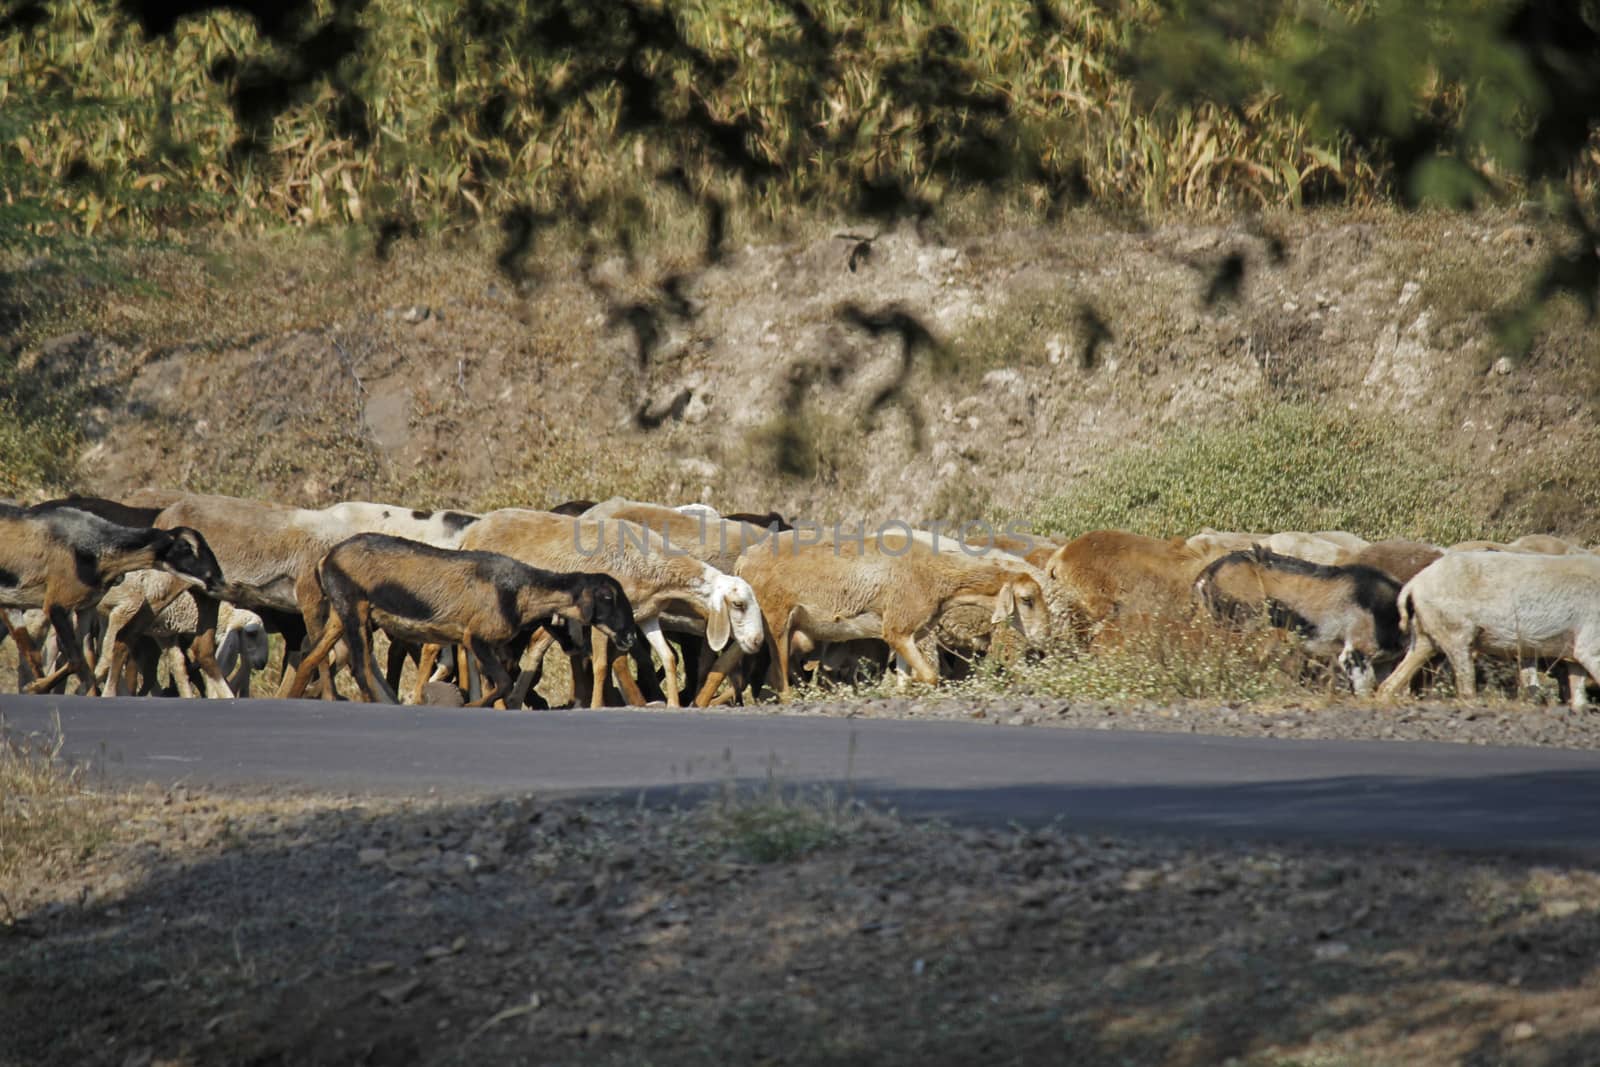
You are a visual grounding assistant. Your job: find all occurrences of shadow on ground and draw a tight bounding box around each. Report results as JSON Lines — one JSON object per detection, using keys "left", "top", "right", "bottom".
{"left": 4, "top": 773, "right": 1600, "bottom": 1066}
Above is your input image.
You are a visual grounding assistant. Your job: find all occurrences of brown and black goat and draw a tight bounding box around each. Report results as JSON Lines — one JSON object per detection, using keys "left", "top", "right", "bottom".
{"left": 1194, "top": 546, "right": 1404, "bottom": 694}
{"left": 285, "top": 534, "right": 640, "bottom": 706}
{"left": 0, "top": 504, "right": 225, "bottom": 694}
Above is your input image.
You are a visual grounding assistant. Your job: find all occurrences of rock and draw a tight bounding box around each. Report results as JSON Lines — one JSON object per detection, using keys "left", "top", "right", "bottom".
{"left": 1543, "top": 899, "right": 1582, "bottom": 919}
{"left": 677, "top": 456, "right": 719, "bottom": 480}
{"left": 377, "top": 978, "right": 424, "bottom": 1005}
{"left": 357, "top": 847, "right": 388, "bottom": 866}
{"left": 637, "top": 385, "right": 692, "bottom": 426}
{"left": 981, "top": 368, "right": 1024, "bottom": 393}
{"left": 401, "top": 305, "right": 431, "bottom": 323}
{"left": 1312, "top": 941, "right": 1351, "bottom": 961}
{"left": 421, "top": 681, "right": 465, "bottom": 707}
{"left": 683, "top": 391, "right": 712, "bottom": 424}
{"left": 1506, "top": 1021, "right": 1537, "bottom": 1043}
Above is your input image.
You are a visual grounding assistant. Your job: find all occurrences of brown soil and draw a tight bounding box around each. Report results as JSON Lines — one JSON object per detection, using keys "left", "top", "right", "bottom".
{"left": 4, "top": 779, "right": 1600, "bottom": 1067}
{"left": 21, "top": 206, "right": 1600, "bottom": 537}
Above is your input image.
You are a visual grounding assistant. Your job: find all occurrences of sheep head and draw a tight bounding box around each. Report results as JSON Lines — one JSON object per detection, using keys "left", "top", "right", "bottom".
{"left": 704, "top": 571, "right": 765, "bottom": 653}
{"left": 156, "top": 526, "right": 227, "bottom": 598}
{"left": 573, "top": 572, "right": 640, "bottom": 652}
{"left": 992, "top": 574, "right": 1051, "bottom": 646}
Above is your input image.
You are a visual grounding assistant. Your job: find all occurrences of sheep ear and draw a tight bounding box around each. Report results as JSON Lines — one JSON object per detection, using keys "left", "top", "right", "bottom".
{"left": 575, "top": 586, "right": 597, "bottom": 625}
{"left": 706, "top": 591, "right": 731, "bottom": 652}
{"left": 991, "top": 582, "right": 1017, "bottom": 625}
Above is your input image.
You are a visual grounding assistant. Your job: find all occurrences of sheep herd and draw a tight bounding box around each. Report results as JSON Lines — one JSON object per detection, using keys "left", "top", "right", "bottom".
{"left": 3, "top": 488, "right": 1599, "bottom": 711}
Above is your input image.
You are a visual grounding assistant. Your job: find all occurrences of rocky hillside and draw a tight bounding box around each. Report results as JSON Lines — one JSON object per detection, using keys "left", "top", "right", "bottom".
{"left": 10, "top": 207, "right": 1600, "bottom": 541}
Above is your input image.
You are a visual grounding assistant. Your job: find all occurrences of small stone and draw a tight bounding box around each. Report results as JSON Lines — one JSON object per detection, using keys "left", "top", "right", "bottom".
{"left": 683, "top": 392, "right": 712, "bottom": 424}
{"left": 357, "top": 847, "right": 387, "bottom": 865}
{"left": 1507, "top": 1021, "right": 1537, "bottom": 1043}
{"left": 1312, "top": 941, "right": 1351, "bottom": 961}
{"left": 981, "top": 368, "right": 1024, "bottom": 392}
{"left": 377, "top": 978, "right": 424, "bottom": 1005}
{"left": 401, "top": 305, "right": 431, "bottom": 323}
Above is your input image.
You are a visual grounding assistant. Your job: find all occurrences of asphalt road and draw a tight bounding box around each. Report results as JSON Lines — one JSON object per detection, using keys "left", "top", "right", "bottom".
{"left": 6, "top": 693, "right": 1600, "bottom": 855}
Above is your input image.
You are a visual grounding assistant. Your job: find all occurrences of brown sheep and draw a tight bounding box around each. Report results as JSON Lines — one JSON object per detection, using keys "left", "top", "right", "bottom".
{"left": 1044, "top": 530, "right": 1211, "bottom": 643}
{"left": 734, "top": 531, "right": 1051, "bottom": 695}
{"left": 1350, "top": 539, "right": 1444, "bottom": 584}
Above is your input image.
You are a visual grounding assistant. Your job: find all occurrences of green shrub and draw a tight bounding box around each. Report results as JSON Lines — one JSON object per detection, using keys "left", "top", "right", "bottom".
{"left": 704, "top": 784, "right": 852, "bottom": 864}
{"left": 1026, "top": 402, "right": 1498, "bottom": 544}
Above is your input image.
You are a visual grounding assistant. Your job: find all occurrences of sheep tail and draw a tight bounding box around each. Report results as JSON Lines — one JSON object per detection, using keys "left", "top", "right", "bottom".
{"left": 1396, "top": 583, "right": 1414, "bottom": 636}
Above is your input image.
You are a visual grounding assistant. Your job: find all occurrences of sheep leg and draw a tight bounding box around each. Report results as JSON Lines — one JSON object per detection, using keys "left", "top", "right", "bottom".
{"left": 412, "top": 643, "right": 442, "bottom": 703}
{"left": 692, "top": 646, "right": 744, "bottom": 707}
{"left": 641, "top": 618, "right": 680, "bottom": 707}
{"left": 195, "top": 630, "right": 239, "bottom": 699}
{"left": 1569, "top": 646, "right": 1600, "bottom": 712}
{"left": 343, "top": 610, "right": 396, "bottom": 703}
{"left": 629, "top": 640, "right": 668, "bottom": 702}
{"left": 464, "top": 634, "right": 516, "bottom": 708}
{"left": 104, "top": 634, "right": 133, "bottom": 697}
{"left": 165, "top": 642, "right": 200, "bottom": 700}
{"left": 285, "top": 615, "right": 346, "bottom": 700}
{"left": 590, "top": 630, "right": 645, "bottom": 707}
{"left": 384, "top": 639, "right": 413, "bottom": 697}
{"left": 30, "top": 605, "right": 96, "bottom": 696}
{"left": 77, "top": 608, "right": 102, "bottom": 680}
{"left": 886, "top": 632, "right": 940, "bottom": 686}
{"left": 456, "top": 643, "right": 481, "bottom": 704}
{"left": 94, "top": 599, "right": 144, "bottom": 689}
{"left": 1376, "top": 631, "right": 1439, "bottom": 702}
{"left": 767, "top": 610, "right": 798, "bottom": 699}
{"left": 188, "top": 596, "right": 230, "bottom": 699}
{"left": 506, "top": 629, "right": 555, "bottom": 709}
{"left": 1437, "top": 635, "right": 1477, "bottom": 700}
{"left": 609, "top": 654, "right": 651, "bottom": 704}
{"left": 2, "top": 611, "right": 47, "bottom": 685}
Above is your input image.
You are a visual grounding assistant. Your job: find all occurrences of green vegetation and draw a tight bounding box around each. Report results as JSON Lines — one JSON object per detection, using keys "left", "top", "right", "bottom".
{"left": 703, "top": 777, "right": 855, "bottom": 864}
{"left": 1027, "top": 402, "right": 1497, "bottom": 544}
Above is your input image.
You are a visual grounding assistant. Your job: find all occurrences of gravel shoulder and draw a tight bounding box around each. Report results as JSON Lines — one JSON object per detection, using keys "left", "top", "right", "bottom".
{"left": 684, "top": 691, "right": 1600, "bottom": 752}
{"left": 5, "top": 776, "right": 1600, "bottom": 1067}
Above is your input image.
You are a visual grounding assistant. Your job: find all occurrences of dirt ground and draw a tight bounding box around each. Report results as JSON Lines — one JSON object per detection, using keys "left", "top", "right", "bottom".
{"left": 17, "top": 207, "right": 1600, "bottom": 537}
{"left": 3, "top": 764, "right": 1600, "bottom": 1067}
{"left": 9, "top": 208, "right": 1600, "bottom": 1065}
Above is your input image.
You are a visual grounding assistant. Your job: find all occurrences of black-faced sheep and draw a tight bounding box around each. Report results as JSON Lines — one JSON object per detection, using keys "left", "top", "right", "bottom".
{"left": 0, "top": 504, "right": 224, "bottom": 694}
{"left": 287, "top": 533, "right": 640, "bottom": 706}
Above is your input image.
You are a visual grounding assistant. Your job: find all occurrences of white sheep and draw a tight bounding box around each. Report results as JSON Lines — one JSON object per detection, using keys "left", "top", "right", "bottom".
{"left": 1377, "top": 551, "right": 1600, "bottom": 710}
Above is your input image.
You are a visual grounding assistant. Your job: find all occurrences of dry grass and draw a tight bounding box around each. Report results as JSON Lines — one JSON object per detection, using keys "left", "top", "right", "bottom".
{"left": 0, "top": 718, "right": 118, "bottom": 886}
{"left": 3, "top": 0, "right": 1380, "bottom": 240}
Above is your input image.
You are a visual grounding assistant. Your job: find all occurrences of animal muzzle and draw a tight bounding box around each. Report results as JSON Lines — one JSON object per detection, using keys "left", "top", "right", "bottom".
{"left": 607, "top": 624, "right": 639, "bottom": 652}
